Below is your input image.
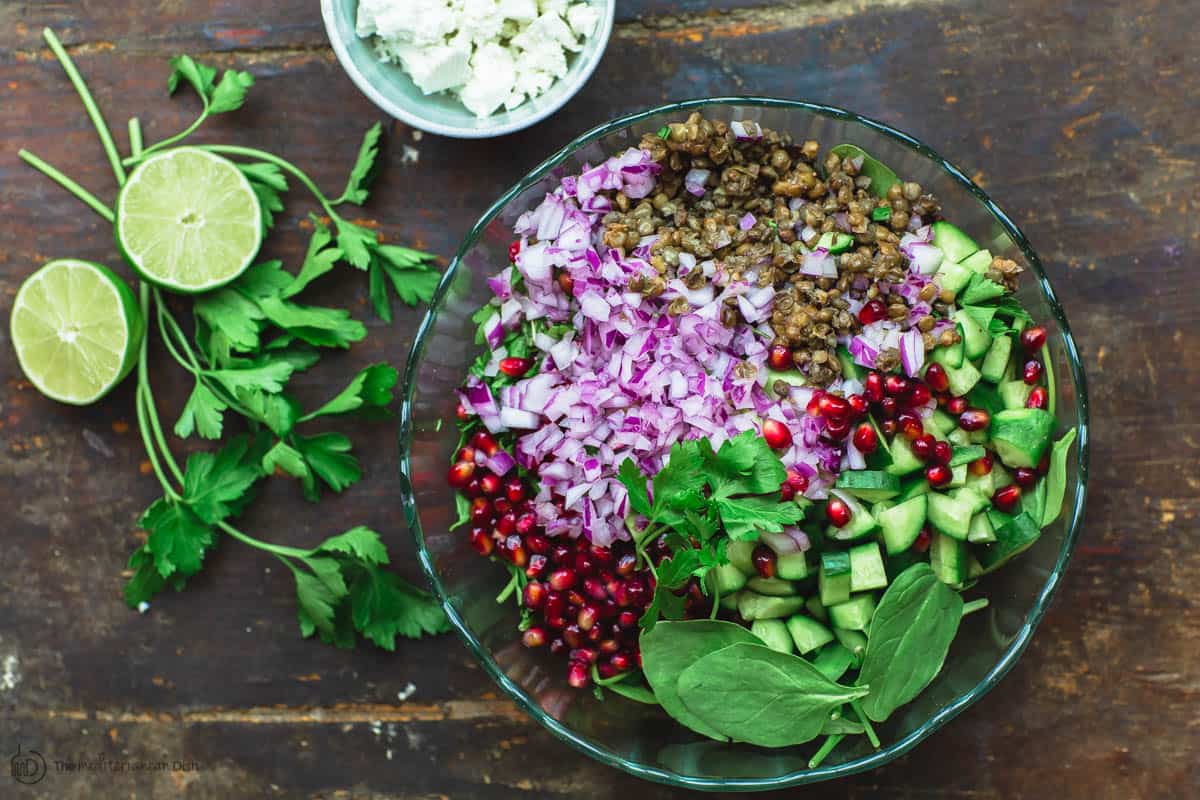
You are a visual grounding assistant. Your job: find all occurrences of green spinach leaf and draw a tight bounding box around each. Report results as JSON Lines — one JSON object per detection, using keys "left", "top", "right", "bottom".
{"left": 830, "top": 144, "right": 900, "bottom": 198}
{"left": 1041, "top": 427, "right": 1077, "bottom": 526}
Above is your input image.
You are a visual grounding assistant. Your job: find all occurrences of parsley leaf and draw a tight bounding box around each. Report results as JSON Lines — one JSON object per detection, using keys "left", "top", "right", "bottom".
{"left": 166, "top": 55, "right": 253, "bottom": 115}
{"left": 167, "top": 55, "right": 216, "bottom": 98}
{"left": 300, "top": 363, "right": 398, "bottom": 422}
{"left": 316, "top": 525, "right": 390, "bottom": 565}
{"left": 208, "top": 360, "right": 296, "bottom": 395}
{"left": 703, "top": 431, "right": 789, "bottom": 497}
{"left": 283, "top": 217, "right": 342, "bottom": 298}
{"left": 238, "top": 163, "right": 287, "bottom": 230}
{"left": 369, "top": 246, "right": 441, "bottom": 320}
{"left": 262, "top": 440, "right": 310, "bottom": 481}
{"left": 174, "top": 382, "right": 228, "bottom": 440}
{"left": 338, "top": 121, "right": 383, "bottom": 206}
{"left": 335, "top": 219, "right": 377, "bottom": 269}
{"left": 140, "top": 498, "right": 215, "bottom": 578}
{"left": 294, "top": 432, "right": 361, "bottom": 498}
{"left": 181, "top": 435, "right": 264, "bottom": 524}
{"left": 617, "top": 458, "right": 653, "bottom": 518}
{"left": 713, "top": 495, "right": 804, "bottom": 540}
{"left": 208, "top": 69, "right": 254, "bottom": 114}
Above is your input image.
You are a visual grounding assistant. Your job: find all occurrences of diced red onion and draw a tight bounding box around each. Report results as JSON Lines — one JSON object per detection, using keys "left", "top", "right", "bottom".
{"left": 739, "top": 212, "right": 756, "bottom": 231}
{"left": 800, "top": 248, "right": 838, "bottom": 278}
{"left": 729, "top": 120, "right": 763, "bottom": 141}
{"left": 499, "top": 407, "right": 540, "bottom": 429}
{"left": 907, "top": 243, "right": 944, "bottom": 276}
{"left": 899, "top": 329, "right": 926, "bottom": 378}
{"left": 486, "top": 450, "right": 516, "bottom": 475}
{"left": 684, "top": 168, "right": 710, "bottom": 197}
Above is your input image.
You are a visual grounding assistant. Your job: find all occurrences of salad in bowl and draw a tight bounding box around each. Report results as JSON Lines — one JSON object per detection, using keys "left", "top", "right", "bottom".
{"left": 401, "top": 99, "right": 1087, "bottom": 788}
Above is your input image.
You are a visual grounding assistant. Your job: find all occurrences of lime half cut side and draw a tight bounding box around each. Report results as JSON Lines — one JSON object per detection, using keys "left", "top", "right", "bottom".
{"left": 117, "top": 147, "right": 263, "bottom": 293}
{"left": 10, "top": 259, "right": 145, "bottom": 405}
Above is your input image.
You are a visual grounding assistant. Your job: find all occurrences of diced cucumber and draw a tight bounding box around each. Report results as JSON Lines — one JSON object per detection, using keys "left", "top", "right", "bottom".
{"left": 932, "top": 220, "right": 979, "bottom": 263}
{"left": 947, "top": 462, "right": 969, "bottom": 488}
{"left": 952, "top": 486, "right": 991, "bottom": 515}
{"left": 828, "top": 594, "right": 877, "bottom": 631}
{"left": 872, "top": 498, "right": 896, "bottom": 515}
{"left": 885, "top": 550, "right": 923, "bottom": 581}
{"left": 968, "top": 380, "right": 1005, "bottom": 417}
{"left": 720, "top": 591, "right": 741, "bottom": 610}
{"left": 960, "top": 248, "right": 992, "bottom": 274}
{"left": 835, "top": 470, "right": 901, "bottom": 502}
{"left": 776, "top": 552, "right": 810, "bottom": 581}
{"left": 751, "top": 619, "right": 794, "bottom": 655}
{"left": 833, "top": 627, "right": 867, "bottom": 662}
{"left": 944, "top": 359, "right": 983, "bottom": 397}
{"left": 819, "top": 551, "right": 852, "bottom": 606}
{"left": 897, "top": 477, "right": 931, "bottom": 501}
{"left": 786, "top": 615, "right": 835, "bottom": 654}
{"left": 738, "top": 592, "right": 806, "bottom": 621}
{"left": 726, "top": 540, "right": 756, "bottom": 575}
{"left": 954, "top": 309, "right": 992, "bottom": 360}
{"left": 805, "top": 595, "right": 828, "bottom": 622}
{"left": 947, "top": 428, "right": 971, "bottom": 446}
{"left": 835, "top": 345, "right": 863, "bottom": 382}
{"left": 848, "top": 541, "right": 888, "bottom": 591}
{"left": 765, "top": 368, "right": 808, "bottom": 392}
{"left": 747, "top": 576, "right": 799, "bottom": 597}
{"left": 927, "top": 492, "right": 972, "bottom": 540}
{"left": 967, "top": 429, "right": 989, "bottom": 444}
{"left": 1021, "top": 477, "right": 1047, "bottom": 523}
{"left": 817, "top": 231, "right": 855, "bottom": 254}
{"left": 991, "top": 408, "right": 1057, "bottom": 468}
{"left": 999, "top": 380, "right": 1033, "bottom": 410}
{"left": 949, "top": 444, "right": 987, "bottom": 467}
{"left": 706, "top": 562, "right": 748, "bottom": 596}
{"left": 931, "top": 409, "right": 958, "bottom": 435}
{"left": 827, "top": 490, "right": 879, "bottom": 541}
{"left": 967, "top": 556, "right": 984, "bottom": 579}
{"left": 878, "top": 494, "right": 927, "bottom": 555}
{"left": 929, "top": 335, "right": 965, "bottom": 370}
{"left": 935, "top": 260, "right": 974, "bottom": 295}
{"left": 884, "top": 436, "right": 925, "bottom": 477}
{"left": 981, "top": 335, "right": 1014, "bottom": 384}
{"left": 978, "top": 511, "right": 1041, "bottom": 571}
{"left": 930, "top": 531, "right": 969, "bottom": 584}
{"left": 967, "top": 511, "right": 997, "bottom": 543}
{"left": 965, "top": 466, "right": 998, "bottom": 497}
{"left": 808, "top": 642, "right": 854, "bottom": 682}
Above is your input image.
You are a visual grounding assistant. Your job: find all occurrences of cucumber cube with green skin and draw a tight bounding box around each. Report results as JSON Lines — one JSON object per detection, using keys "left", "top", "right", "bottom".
{"left": 959, "top": 248, "right": 993, "bottom": 274}
{"left": 968, "top": 511, "right": 997, "bottom": 543}
{"left": 999, "top": 380, "right": 1034, "bottom": 410}
{"left": 981, "top": 334, "right": 1014, "bottom": 384}
{"left": 737, "top": 592, "right": 805, "bottom": 621}
{"left": 819, "top": 551, "right": 852, "bottom": 606}
{"left": 978, "top": 511, "right": 1041, "bottom": 571}
{"left": 878, "top": 494, "right": 927, "bottom": 554}
{"left": 817, "top": 231, "right": 855, "bottom": 254}
{"left": 929, "top": 336, "right": 965, "bottom": 369}
{"left": 827, "top": 490, "right": 879, "bottom": 541}
{"left": 720, "top": 591, "right": 741, "bottom": 610}
{"left": 848, "top": 541, "right": 888, "bottom": 591}
{"left": 835, "top": 470, "right": 901, "bottom": 502}
{"left": 947, "top": 462, "right": 969, "bottom": 488}
{"left": 991, "top": 408, "right": 1057, "bottom": 468}
{"left": 932, "top": 221, "right": 979, "bottom": 263}
{"left": 805, "top": 595, "right": 828, "bottom": 622}
{"left": 949, "top": 444, "right": 987, "bottom": 467}
{"left": 828, "top": 594, "right": 877, "bottom": 631}
{"left": 807, "top": 642, "right": 854, "bottom": 682}
{"left": 751, "top": 619, "right": 794, "bottom": 655}
{"left": 898, "top": 477, "right": 931, "bottom": 501}
{"left": 706, "top": 562, "right": 747, "bottom": 596}
{"left": 944, "top": 359, "right": 983, "bottom": 397}
{"left": 885, "top": 436, "right": 925, "bottom": 477}
{"left": 967, "top": 429, "right": 990, "bottom": 444}
{"left": 947, "top": 428, "right": 971, "bottom": 446}
{"left": 931, "top": 409, "right": 958, "bottom": 435}
{"left": 765, "top": 368, "right": 808, "bottom": 392}
{"left": 927, "top": 492, "right": 973, "bottom": 540}
{"left": 954, "top": 309, "right": 992, "bottom": 360}
{"left": 952, "top": 486, "right": 991, "bottom": 515}
{"left": 965, "top": 467, "right": 998, "bottom": 497}
{"left": 726, "top": 540, "right": 756, "bottom": 575}
{"left": 776, "top": 552, "right": 810, "bottom": 580}
{"left": 930, "top": 531, "right": 969, "bottom": 584}
{"left": 786, "top": 615, "right": 835, "bottom": 654}
{"left": 833, "top": 627, "right": 867, "bottom": 662}
{"left": 747, "top": 577, "right": 798, "bottom": 597}
{"left": 935, "top": 260, "right": 974, "bottom": 295}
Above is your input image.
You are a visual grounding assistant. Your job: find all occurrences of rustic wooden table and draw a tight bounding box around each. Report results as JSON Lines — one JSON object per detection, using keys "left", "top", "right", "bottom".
{"left": 1, "top": 1, "right": 1196, "bottom": 797}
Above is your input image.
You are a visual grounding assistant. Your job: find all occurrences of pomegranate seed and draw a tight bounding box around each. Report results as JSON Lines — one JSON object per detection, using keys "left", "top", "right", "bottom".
{"left": 913, "top": 527, "right": 932, "bottom": 552}
{"left": 615, "top": 553, "right": 637, "bottom": 577}
{"left": 879, "top": 396, "right": 898, "bottom": 418}
{"left": 1020, "top": 325, "right": 1047, "bottom": 353}
{"left": 455, "top": 403, "right": 470, "bottom": 421}
{"left": 550, "top": 544, "right": 572, "bottom": 564}
{"left": 557, "top": 271, "right": 574, "bottom": 294}
{"left": 505, "top": 479, "right": 527, "bottom": 503}
{"left": 567, "top": 662, "right": 590, "bottom": 689}
{"left": 600, "top": 600, "right": 618, "bottom": 619}
{"left": 1026, "top": 387, "right": 1048, "bottom": 409}
{"left": 508, "top": 239, "right": 522, "bottom": 262}
{"left": 468, "top": 529, "right": 493, "bottom": 555}
{"left": 498, "top": 357, "right": 533, "bottom": 378}
{"left": 1037, "top": 451, "right": 1051, "bottom": 475}
{"left": 522, "top": 627, "right": 546, "bottom": 648}
{"left": 906, "top": 382, "right": 932, "bottom": 408}
{"left": 469, "top": 497, "right": 493, "bottom": 525}
{"left": 496, "top": 512, "right": 517, "bottom": 535}
{"left": 926, "top": 464, "right": 952, "bottom": 487}
{"left": 523, "top": 582, "right": 547, "bottom": 609}
{"left": 574, "top": 552, "right": 595, "bottom": 574}
{"left": 570, "top": 647, "right": 598, "bottom": 665}
{"left": 549, "top": 637, "right": 566, "bottom": 654}
{"left": 493, "top": 498, "right": 512, "bottom": 515}
{"left": 779, "top": 480, "right": 795, "bottom": 501}
{"left": 864, "top": 372, "right": 885, "bottom": 402}
{"left": 768, "top": 344, "right": 793, "bottom": 371}
{"left": 584, "top": 578, "right": 607, "bottom": 602}
{"left": 969, "top": 454, "right": 993, "bottom": 476}
{"left": 787, "top": 470, "right": 810, "bottom": 494}
{"left": 933, "top": 441, "right": 953, "bottom": 465}
{"left": 1023, "top": 360, "right": 1044, "bottom": 385}
{"left": 563, "top": 624, "right": 584, "bottom": 648}
{"left": 899, "top": 412, "right": 924, "bottom": 441}
{"left": 858, "top": 298, "right": 888, "bottom": 324}
{"left": 479, "top": 473, "right": 501, "bottom": 496}
{"left": 505, "top": 537, "right": 527, "bottom": 567}
{"left": 881, "top": 419, "right": 898, "bottom": 436}
{"left": 847, "top": 393, "right": 870, "bottom": 418}
{"left": 818, "top": 393, "right": 851, "bottom": 421}
{"left": 623, "top": 580, "right": 647, "bottom": 607}
{"left": 806, "top": 390, "right": 825, "bottom": 416}
{"left": 885, "top": 375, "right": 910, "bottom": 397}
{"left": 599, "top": 638, "right": 620, "bottom": 655}
{"left": 762, "top": 419, "right": 793, "bottom": 449}
{"left": 516, "top": 514, "right": 537, "bottom": 537}
{"left": 912, "top": 435, "right": 935, "bottom": 461}
{"left": 826, "top": 497, "right": 852, "bottom": 528}
{"left": 578, "top": 605, "right": 599, "bottom": 631}
{"left": 447, "top": 461, "right": 476, "bottom": 488}
{"left": 471, "top": 430, "right": 499, "bottom": 456}
{"left": 464, "top": 479, "right": 482, "bottom": 498}
{"left": 935, "top": 392, "right": 950, "bottom": 407}
{"left": 824, "top": 417, "right": 851, "bottom": 440}
{"left": 610, "top": 653, "right": 632, "bottom": 672}
{"left": 589, "top": 545, "right": 613, "bottom": 566}
{"left": 946, "top": 397, "right": 968, "bottom": 415}
{"left": 549, "top": 569, "right": 577, "bottom": 592}
{"left": 993, "top": 484, "right": 1022, "bottom": 512}
{"left": 959, "top": 409, "right": 991, "bottom": 432}
{"left": 525, "top": 555, "right": 548, "bottom": 580}
{"left": 566, "top": 590, "right": 586, "bottom": 607}
{"left": 456, "top": 446, "right": 477, "bottom": 463}
{"left": 924, "top": 363, "right": 950, "bottom": 392}
{"left": 852, "top": 422, "right": 878, "bottom": 453}
{"left": 752, "top": 544, "right": 777, "bottom": 578}
{"left": 1014, "top": 467, "right": 1039, "bottom": 488}
{"left": 617, "top": 610, "right": 639, "bottom": 628}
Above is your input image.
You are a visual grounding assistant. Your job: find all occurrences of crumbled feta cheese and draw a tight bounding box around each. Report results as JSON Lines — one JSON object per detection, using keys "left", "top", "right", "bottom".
{"left": 357, "top": 0, "right": 601, "bottom": 118}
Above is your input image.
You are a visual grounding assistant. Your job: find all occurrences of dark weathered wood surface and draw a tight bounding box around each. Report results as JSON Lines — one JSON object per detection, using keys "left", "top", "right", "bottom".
{"left": 1, "top": 0, "right": 1197, "bottom": 797}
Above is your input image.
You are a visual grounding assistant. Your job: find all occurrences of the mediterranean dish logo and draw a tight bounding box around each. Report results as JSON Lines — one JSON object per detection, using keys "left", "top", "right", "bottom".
{"left": 9, "top": 745, "right": 47, "bottom": 785}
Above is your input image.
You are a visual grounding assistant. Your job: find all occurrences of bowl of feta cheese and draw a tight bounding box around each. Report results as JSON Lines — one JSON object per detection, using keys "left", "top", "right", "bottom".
{"left": 322, "top": 0, "right": 614, "bottom": 138}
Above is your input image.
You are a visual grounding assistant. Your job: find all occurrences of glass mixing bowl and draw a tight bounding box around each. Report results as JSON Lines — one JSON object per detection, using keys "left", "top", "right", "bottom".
{"left": 399, "top": 98, "right": 1090, "bottom": 790}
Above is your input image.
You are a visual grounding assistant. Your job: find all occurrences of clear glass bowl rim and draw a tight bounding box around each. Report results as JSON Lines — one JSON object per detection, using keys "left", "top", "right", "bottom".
{"left": 399, "top": 96, "right": 1091, "bottom": 791}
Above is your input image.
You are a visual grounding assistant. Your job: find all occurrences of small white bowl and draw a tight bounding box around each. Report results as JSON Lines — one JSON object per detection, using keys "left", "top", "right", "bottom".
{"left": 321, "top": 0, "right": 615, "bottom": 139}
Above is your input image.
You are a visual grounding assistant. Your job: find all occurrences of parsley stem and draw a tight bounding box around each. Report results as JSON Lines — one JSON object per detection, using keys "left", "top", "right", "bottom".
{"left": 808, "top": 734, "right": 844, "bottom": 769}
{"left": 128, "top": 117, "right": 143, "bottom": 158}
{"left": 42, "top": 27, "right": 126, "bottom": 185}
{"left": 217, "top": 521, "right": 309, "bottom": 559}
{"left": 134, "top": 109, "right": 208, "bottom": 162}
{"left": 17, "top": 149, "right": 115, "bottom": 223}
{"left": 189, "top": 145, "right": 341, "bottom": 218}
{"left": 590, "top": 664, "right": 634, "bottom": 687}
{"left": 135, "top": 286, "right": 182, "bottom": 498}
{"left": 849, "top": 700, "right": 881, "bottom": 749}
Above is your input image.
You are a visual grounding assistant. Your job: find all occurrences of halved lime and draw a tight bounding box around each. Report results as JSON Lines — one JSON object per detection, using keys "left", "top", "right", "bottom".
{"left": 116, "top": 147, "right": 262, "bottom": 293}
{"left": 10, "top": 259, "right": 145, "bottom": 405}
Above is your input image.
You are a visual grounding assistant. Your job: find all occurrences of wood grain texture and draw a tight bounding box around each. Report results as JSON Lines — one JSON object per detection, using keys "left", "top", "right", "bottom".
{"left": 1, "top": 0, "right": 1197, "bottom": 797}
